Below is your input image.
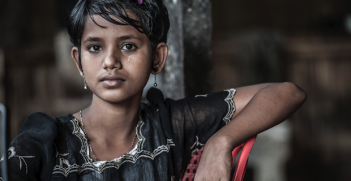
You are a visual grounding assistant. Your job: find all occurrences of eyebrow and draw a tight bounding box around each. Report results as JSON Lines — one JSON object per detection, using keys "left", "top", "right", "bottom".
{"left": 117, "top": 35, "right": 140, "bottom": 41}
{"left": 83, "top": 37, "right": 102, "bottom": 43}
{"left": 83, "top": 35, "right": 140, "bottom": 44}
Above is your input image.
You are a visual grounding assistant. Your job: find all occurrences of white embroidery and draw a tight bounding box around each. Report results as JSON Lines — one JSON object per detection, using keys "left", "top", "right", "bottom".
{"left": 53, "top": 164, "right": 80, "bottom": 177}
{"left": 53, "top": 117, "right": 173, "bottom": 176}
{"left": 223, "top": 89, "right": 236, "bottom": 124}
{"left": 167, "top": 139, "right": 176, "bottom": 147}
{"left": 7, "top": 147, "right": 35, "bottom": 174}
{"left": 190, "top": 136, "right": 204, "bottom": 150}
{"left": 52, "top": 156, "right": 80, "bottom": 177}
{"left": 190, "top": 136, "right": 205, "bottom": 157}
{"left": 195, "top": 94, "right": 207, "bottom": 98}
{"left": 52, "top": 144, "right": 80, "bottom": 177}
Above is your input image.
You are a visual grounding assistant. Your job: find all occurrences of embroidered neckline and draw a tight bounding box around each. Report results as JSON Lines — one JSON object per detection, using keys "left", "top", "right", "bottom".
{"left": 77, "top": 127, "right": 139, "bottom": 167}
{"left": 52, "top": 115, "right": 173, "bottom": 176}
{"left": 71, "top": 117, "right": 144, "bottom": 164}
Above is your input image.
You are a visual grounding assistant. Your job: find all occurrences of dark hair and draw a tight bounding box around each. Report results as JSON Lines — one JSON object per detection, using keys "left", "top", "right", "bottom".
{"left": 66, "top": 0, "right": 170, "bottom": 71}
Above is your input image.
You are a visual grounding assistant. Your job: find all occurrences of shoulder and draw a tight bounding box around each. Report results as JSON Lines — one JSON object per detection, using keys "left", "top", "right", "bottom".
{"left": 164, "top": 89, "right": 236, "bottom": 112}
{"left": 21, "top": 112, "right": 75, "bottom": 127}
{"left": 146, "top": 87, "right": 235, "bottom": 106}
{"left": 144, "top": 87, "right": 236, "bottom": 118}
{"left": 25, "top": 112, "right": 54, "bottom": 121}
{"left": 20, "top": 112, "right": 58, "bottom": 132}
{"left": 18, "top": 112, "right": 75, "bottom": 142}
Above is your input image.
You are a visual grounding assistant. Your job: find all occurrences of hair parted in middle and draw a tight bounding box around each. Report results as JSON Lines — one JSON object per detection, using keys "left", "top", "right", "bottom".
{"left": 66, "top": 0, "right": 170, "bottom": 71}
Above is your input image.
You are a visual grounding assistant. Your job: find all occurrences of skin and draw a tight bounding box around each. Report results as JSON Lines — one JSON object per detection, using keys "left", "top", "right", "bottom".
{"left": 128, "top": 55, "right": 135, "bottom": 61}
{"left": 71, "top": 13, "right": 306, "bottom": 179}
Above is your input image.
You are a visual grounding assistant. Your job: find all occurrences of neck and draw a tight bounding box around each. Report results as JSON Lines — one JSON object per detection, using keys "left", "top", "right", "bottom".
{"left": 80, "top": 93, "right": 142, "bottom": 143}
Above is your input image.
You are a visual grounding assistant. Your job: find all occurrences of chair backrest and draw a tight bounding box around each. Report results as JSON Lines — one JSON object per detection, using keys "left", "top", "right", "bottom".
{"left": 231, "top": 136, "right": 256, "bottom": 181}
{"left": 182, "top": 136, "right": 257, "bottom": 181}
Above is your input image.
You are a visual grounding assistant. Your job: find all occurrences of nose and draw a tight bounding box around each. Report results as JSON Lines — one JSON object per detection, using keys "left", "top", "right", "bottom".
{"left": 102, "top": 48, "right": 122, "bottom": 70}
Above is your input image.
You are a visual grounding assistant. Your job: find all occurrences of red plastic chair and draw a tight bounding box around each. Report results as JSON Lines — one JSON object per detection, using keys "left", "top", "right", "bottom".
{"left": 182, "top": 136, "right": 257, "bottom": 181}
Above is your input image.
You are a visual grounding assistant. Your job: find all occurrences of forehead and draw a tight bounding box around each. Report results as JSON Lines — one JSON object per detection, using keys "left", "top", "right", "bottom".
{"left": 82, "top": 14, "right": 146, "bottom": 40}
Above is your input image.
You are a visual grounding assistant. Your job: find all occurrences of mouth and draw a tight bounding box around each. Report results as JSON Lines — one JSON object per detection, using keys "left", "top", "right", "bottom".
{"left": 100, "top": 75, "right": 125, "bottom": 88}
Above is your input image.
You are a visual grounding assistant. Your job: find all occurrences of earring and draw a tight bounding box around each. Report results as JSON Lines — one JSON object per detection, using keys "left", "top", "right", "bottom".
{"left": 83, "top": 75, "right": 87, "bottom": 89}
{"left": 154, "top": 74, "right": 157, "bottom": 87}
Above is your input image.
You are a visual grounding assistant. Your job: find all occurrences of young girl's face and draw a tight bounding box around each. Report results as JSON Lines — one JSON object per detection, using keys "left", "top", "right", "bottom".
{"left": 73, "top": 14, "right": 155, "bottom": 103}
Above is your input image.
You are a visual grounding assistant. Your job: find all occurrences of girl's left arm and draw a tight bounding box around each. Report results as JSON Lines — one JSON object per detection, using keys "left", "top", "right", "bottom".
{"left": 194, "top": 82, "right": 306, "bottom": 181}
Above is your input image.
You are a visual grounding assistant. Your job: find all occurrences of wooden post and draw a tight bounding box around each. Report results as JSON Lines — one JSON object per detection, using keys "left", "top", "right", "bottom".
{"left": 182, "top": 0, "right": 212, "bottom": 97}
{"left": 163, "top": 0, "right": 212, "bottom": 98}
{"left": 163, "top": 0, "right": 185, "bottom": 99}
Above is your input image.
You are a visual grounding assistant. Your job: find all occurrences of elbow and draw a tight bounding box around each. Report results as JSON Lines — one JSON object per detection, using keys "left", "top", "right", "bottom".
{"left": 281, "top": 82, "right": 307, "bottom": 106}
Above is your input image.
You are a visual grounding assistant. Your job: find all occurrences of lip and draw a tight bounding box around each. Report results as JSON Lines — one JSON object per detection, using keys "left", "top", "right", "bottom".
{"left": 100, "top": 74, "right": 125, "bottom": 88}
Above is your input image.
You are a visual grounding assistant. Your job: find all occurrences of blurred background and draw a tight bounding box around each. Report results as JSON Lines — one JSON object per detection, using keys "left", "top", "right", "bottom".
{"left": 0, "top": 0, "right": 351, "bottom": 180}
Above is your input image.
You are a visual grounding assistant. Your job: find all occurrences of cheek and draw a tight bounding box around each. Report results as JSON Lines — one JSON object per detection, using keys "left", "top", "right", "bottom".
{"left": 125, "top": 51, "right": 151, "bottom": 68}
{"left": 81, "top": 52, "right": 101, "bottom": 69}
{"left": 125, "top": 55, "right": 152, "bottom": 81}
{"left": 80, "top": 54, "right": 101, "bottom": 85}
{"left": 128, "top": 55, "right": 135, "bottom": 62}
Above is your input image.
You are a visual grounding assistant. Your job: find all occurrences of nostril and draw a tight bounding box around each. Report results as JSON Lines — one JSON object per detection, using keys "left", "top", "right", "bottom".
{"left": 103, "top": 55, "right": 122, "bottom": 70}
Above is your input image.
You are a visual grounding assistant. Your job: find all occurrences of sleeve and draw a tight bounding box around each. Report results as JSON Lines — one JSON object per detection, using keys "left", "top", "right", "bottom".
{"left": 0, "top": 112, "right": 58, "bottom": 180}
{"left": 167, "top": 89, "right": 236, "bottom": 147}
{"left": 165, "top": 89, "right": 236, "bottom": 177}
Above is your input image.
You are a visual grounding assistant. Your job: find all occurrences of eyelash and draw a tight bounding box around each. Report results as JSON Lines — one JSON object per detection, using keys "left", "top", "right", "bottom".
{"left": 88, "top": 45, "right": 102, "bottom": 52}
{"left": 122, "top": 43, "right": 137, "bottom": 51}
{"left": 87, "top": 43, "right": 137, "bottom": 52}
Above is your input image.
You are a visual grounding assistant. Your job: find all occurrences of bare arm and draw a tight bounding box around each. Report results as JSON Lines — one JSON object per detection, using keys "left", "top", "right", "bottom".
{"left": 195, "top": 82, "right": 306, "bottom": 180}
{"left": 218, "top": 82, "right": 306, "bottom": 149}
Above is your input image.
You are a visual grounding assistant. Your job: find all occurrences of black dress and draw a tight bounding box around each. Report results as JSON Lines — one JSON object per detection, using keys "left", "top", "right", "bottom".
{"left": 0, "top": 88, "right": 236, "bottom": 181}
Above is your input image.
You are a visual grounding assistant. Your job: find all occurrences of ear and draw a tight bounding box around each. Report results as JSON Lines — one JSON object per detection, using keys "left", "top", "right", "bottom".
{"left": 71, "top": 46, "right": 83, "bottom": 77}
{"left": 151, "top": 42, "right": 168, "bottom": 74}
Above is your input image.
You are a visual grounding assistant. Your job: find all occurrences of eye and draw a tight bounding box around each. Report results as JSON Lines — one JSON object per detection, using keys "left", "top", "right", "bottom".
{"left": 122, "top": 44, "right": 136, "bottom": 50}
{"left": 88, "top": 45, "right": 102, "bottom": 52}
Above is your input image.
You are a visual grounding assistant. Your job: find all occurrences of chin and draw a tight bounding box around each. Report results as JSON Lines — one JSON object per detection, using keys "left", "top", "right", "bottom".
{"left": 96, "top": 89, "right": 142, "bottom": 104}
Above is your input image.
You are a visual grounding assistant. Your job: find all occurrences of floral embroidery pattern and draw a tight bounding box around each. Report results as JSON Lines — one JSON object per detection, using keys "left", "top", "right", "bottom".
{"left": 52, "top": 144, "right": 80, "bottom": 177}
{"left": 7, "top": 147, "right": 35, "bottom": 174}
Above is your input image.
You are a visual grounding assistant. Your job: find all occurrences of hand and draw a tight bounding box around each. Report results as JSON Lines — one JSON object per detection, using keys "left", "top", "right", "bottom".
{"left": 194, "top": 136, "right": 232, "bottom": 181}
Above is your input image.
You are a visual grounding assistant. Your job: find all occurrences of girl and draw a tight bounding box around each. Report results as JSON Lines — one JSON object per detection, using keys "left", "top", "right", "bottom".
{"left": 0, "top": 0, "right": 306, "bottom": 180}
